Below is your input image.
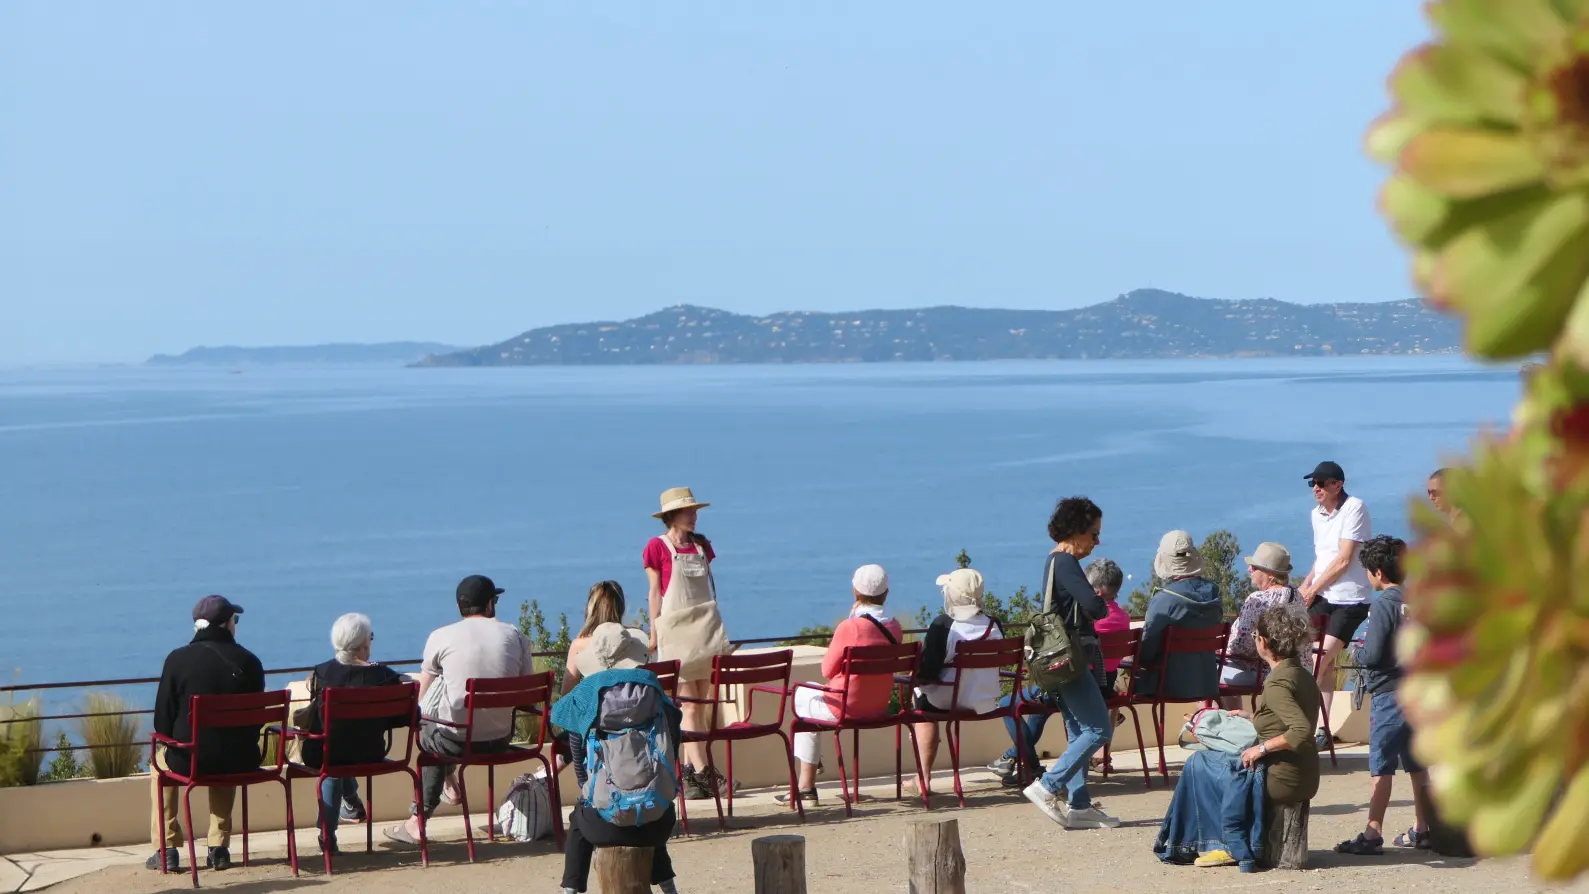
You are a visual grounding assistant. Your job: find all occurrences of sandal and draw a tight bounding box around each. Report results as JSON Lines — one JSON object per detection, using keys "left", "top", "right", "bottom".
{"left": 1393, "top": 827, "right": 1431, "bottom": 849}
{"left": 1334, "top": 833, "right": 1384, "bottom": 856}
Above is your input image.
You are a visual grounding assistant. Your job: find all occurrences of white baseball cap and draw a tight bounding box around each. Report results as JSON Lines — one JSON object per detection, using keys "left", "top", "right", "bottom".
{"left": 936, "top": 568, "right": 985, "bottom": 621}
{"left": 852, "top": 564, "right": 890, "bottom": 598}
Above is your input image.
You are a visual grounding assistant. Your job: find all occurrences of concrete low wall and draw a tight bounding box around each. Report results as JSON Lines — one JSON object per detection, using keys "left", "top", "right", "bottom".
{"left": 0, "top": 646, "right": 1367, "bottom": 854}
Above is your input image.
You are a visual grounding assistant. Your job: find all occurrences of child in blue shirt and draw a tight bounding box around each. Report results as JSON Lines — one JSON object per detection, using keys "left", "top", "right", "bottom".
{"left": 1335, "top": 534, "right": 1432, "bottom": 855}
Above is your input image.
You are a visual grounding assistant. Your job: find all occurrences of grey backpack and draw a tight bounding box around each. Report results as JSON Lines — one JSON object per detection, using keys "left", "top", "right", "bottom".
{"left": 581, "top": 682, "right": 677, "bottom": 827}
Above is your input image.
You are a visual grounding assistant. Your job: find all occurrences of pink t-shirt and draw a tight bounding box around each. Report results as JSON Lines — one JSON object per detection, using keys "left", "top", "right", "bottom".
{"left": 1093, "top": 600, "right": 1132, "bottom": 672}
{"left": 643, "top": 536, "right": 716, "bottom": 598}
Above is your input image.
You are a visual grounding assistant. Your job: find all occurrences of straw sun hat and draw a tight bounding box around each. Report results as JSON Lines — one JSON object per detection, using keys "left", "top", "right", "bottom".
{"left": 653, "top": 487, "right": 710, "bottom": 519}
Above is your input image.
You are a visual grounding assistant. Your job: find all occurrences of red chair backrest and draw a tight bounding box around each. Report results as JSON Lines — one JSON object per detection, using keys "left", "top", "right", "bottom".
{"left": 1161, "top": 624, "right": 1227, "bottom": 656}
{"left": 639, "top": 660, "right": 680, "bottom": 698}
{"left": 189, "top": 690, "right": 293, "bottom": 772}
{"left": 464, "top": 672, "right": 554, "bottom": 750}
{"left": 709, "top": 649, "right": 795, "bottom": 727}
{"left": 948, "top": 636, "right": 1025, "bottom": 672}
{"left": 1099, "top": 628, "right": 1143, "bottom": 699}
{"left": 320, "top": 681, "right": 420, "bottom": 766}
{"left": 834, "top": 642, "right": 919, "bottom": 722}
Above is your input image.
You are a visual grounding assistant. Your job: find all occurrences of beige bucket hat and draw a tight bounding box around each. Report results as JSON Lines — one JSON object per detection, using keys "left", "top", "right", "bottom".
{"left": 936, "top": 568, "right": 986, "bottom": 621}
{"left": 1244, "top": 542, "right": 1293, "bottom": 577}
{"left": 1153, "top": 530, "right": 1206, "bottom": 579}
{"left": 573, "top": 622, "right": 650, "bottom": 677}
{"left": 653, "top": 487, "right": 710, "bottom": 519}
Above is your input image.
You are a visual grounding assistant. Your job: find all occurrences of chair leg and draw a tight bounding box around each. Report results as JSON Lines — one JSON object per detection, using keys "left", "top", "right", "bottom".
{"left": 676, "top": 757, "right": 691, "bottom": 836}
{"left": 412, "top": 769, "right": 430, "bottom": 869}
{"left": 241, "top": 784, "right": 250, "bottom": 866}
{"left": 894, "top": 723, "right": 903, "bottom": 802}
{"left": 459, "top": 769, "right": 476, "bottom": 863}
{"left": 365, "top": 774, "right": 374, "bottom": 854}
{"left": 1127, "top": 706, "right": 1151, "bottom": 789}
{"left": 947, "top": 721, "right": 965, "bottom": 809}
{"left": 775, "top": 730, "right": 805, "bottom": 824}
{"left": 182, "top": 785, "right": 199, "bottom": 889}
{"left": 852, "top": 730, "right": 862, "bottom": 804}
{"left": 156, "top": 778, "right": 169, "bottom": 876}
{"left": 832, "top": 732, "right": 852, "bottom": 818}
{"left": 318, "top": 775, "right": 333, "bottom": 876}
{"left": 1153, "top": 701, "right": 1169, "bottom": 779}
{"left": 486, "top": 765, "right": 496, "bottom": 844}
{"left": 1320, "top": 699, "right": 1338, "bottom": 767}
{"left": 726, "top": 740, "right": 736, "bottom": 818}
{"left": 704, "top": 745, "right": 726, "bottom": 832}
{"left": 902, "top": 723, "right": 930, "bottom": 810}
{"left": 282, "top": 780, "right": 298, "bottom": 878}
{"left": 535, "top": 753, "right": 565, "bottom": 848}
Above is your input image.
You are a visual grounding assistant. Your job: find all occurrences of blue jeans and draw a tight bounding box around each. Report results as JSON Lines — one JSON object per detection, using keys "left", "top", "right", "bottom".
{"left": 318, "top": 777, "right": 360, "bottom": 840}
{"left": 1001, "top": 686, "right": 1054, "bottom": 764}
{"left": 1369, "top": 691, "right": 1423, "bottom": 776}
{"left": 1153, "top": 749, "right": 1266, "bottom": 871}
{"left": 1020, "top": 675, "right": 1109, "bottom": 808}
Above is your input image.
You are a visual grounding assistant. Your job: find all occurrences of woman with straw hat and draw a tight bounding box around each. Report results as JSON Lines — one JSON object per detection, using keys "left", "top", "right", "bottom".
{"left": 643, "top": 487, "right": 731, "bottom": 800}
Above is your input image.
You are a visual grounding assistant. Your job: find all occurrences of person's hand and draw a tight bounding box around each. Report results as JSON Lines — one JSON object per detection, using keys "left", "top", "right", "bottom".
{"left": 1228, "top": 709, "right": 1247, "bottom": 719}
{"left": 1240, "top": 745, "right": 1264, "bottom": 768}
{"left": 1299, "top": 582, "right": 1317, "bottom": 604}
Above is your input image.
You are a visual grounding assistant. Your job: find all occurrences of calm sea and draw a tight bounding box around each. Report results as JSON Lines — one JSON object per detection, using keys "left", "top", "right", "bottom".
{"left": 0, "top": 358, "right": 1517, "bottom": 692}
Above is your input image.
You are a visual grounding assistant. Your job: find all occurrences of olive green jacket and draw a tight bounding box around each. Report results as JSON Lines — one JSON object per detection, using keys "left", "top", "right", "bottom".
{"left": 1253, "top": 658, "right": 1320, "bottom": 804}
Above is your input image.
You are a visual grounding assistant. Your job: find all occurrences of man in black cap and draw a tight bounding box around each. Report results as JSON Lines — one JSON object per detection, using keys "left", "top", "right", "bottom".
{"left": 147, "top": 596, "right": 265, "bottom": 873}
{"left": 1299, "top": 461, "right": 1373, "bottom": 701}
{"left": 385, "top": 574, "right": 534, "bottom": 846}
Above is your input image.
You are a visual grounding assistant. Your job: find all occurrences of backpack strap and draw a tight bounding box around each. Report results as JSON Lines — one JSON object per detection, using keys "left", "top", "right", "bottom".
{"left": 859, "top": 614, "right": 898, "bottom": 646}
{"left": 976, "top": 618, "right": 997, "bottom": 641}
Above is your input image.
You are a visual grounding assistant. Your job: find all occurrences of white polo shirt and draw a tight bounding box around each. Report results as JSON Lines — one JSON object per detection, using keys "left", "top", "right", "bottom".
{"left": 1310, "top": 494, "right": 1373, "bottom": 606}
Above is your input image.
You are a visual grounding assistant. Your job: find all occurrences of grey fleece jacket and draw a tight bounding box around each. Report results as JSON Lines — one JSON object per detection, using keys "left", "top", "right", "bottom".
{"left": 1358, "top": 585, "right": 1406, "bottom": 695}
{"left": 1136, "top": 576, "right": 1224, "bottom": 700}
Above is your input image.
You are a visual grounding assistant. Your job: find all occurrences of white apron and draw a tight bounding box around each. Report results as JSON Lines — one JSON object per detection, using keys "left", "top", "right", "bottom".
{"left": 653, "top": 537, "right": 732, "bottom": 681}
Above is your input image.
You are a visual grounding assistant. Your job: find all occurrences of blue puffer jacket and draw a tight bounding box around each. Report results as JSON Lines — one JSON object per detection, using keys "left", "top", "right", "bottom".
{"left": 1137, "top": 577, "right": 1224, "bottom": 700}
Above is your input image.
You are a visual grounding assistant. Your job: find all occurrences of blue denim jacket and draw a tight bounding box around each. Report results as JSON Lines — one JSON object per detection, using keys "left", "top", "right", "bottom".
{"left": 1153, "top": 750, "right": 1268, "bottom": 872}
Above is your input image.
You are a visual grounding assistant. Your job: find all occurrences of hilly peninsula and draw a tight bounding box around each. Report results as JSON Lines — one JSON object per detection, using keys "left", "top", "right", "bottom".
{"left": 414, "top": 289, "right": 1459, "bottom": 367}
{"left": 148, "top": 342, "right": 463, "bottom": 366}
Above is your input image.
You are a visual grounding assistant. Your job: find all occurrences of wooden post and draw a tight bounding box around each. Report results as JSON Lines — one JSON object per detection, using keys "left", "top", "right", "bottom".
{"left": 904, "top": 818, "right": 966, "bottom": 894}
{"left": 751, "top": 834, "right": 807, "bottom": 893}
{"left": 593, "top": 846, "right": 652, "bottom": 894}
{"left": 1264, "top": 801, "right": 1310, "bottom": 870}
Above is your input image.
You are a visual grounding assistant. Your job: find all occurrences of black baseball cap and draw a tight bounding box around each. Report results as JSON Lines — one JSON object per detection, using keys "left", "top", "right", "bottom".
{"left": 1306, "top": 461, "right": 1346, "bottom": 483}
{"left": 192, "top": 595, "right": 244, "bottom": 625}
{"left": 456, "top": 574, "right": 505, "bottom": 609}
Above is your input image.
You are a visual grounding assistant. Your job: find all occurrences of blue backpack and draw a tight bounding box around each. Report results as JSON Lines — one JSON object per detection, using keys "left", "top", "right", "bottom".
{"left": 581, "top": 681, "right": 677, "bottom": 826}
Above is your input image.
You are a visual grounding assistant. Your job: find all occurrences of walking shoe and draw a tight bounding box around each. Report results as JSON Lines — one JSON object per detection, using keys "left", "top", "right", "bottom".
{"left": 206, "top": 846, "right": 233, "bottom": 871}
{"left": 1021, "top": 780, "right": 1070, "bottom": 826}
{"left": 773, "top": 788, "right": 818, "bottom": 805}
{"left": 319, "top": 836, "right": 342, "bottom": 856}
{"left": 1334, "top": 832, "right": 1384, "bottom": 856}
{"left": 698, "top": 765, "right": 741, "bottom": 796}
{"left": 341, "top": 791, "right": 367, "bottom": 822}
{"left": 1393, "top": 826, "right": 1431, "bottom": 849}
{"left": 680, "top": 765, "right": 713, "bottom": 800}
{"left": 986, "top": 754, "right": 1016, "bottom": 776}
{"left": 144, "top": 848, "right": 180, "bottom": 872}
{"left": 1194, "top": 849, "right": 1237, "bottom": 867}
{"left": 1064, "top": 805, "right": 1123, "bottom": 829}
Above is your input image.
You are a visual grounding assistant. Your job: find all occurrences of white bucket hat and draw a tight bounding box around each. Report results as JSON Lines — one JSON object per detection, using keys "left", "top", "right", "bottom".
{"left": 573, "top": 623, "right": 650, "bottom": 677}
{"left": 653, "top": 487, "right": 710, "bottom": 519}
{"left": 1153, "top": 530, "right": 1205, "bottom": 579}
{"left": 936, "top": 568, "right": 985, "bottom": 621}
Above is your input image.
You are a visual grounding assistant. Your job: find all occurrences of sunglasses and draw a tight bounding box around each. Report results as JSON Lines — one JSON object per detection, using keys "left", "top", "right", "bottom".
{"left": 1308, "top": 479, "right": 1339, "bottom": 488}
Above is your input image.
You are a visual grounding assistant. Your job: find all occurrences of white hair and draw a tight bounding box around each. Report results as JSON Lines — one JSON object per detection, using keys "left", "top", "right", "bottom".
{"left": 331, "top": 613, "right": 373, "bottom": 664}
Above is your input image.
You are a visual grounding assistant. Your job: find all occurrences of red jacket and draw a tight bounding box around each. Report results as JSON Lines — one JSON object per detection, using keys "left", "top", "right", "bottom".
{"left": 819, "top": 610, "right": 905, "bottom": 718}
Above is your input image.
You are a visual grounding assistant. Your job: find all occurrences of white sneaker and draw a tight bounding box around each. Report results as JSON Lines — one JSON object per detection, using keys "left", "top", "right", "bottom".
{"left": 1065, "top": 805, "right": 1122, "bottom": 829}
{"left": 1022, "top": 780, "right": 1070, "bottom": 826}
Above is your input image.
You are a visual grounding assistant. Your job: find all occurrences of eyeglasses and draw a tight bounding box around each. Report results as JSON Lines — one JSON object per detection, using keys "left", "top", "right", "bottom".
{"left": 1427, "top": 489, "right": 1443, "bottom": 499}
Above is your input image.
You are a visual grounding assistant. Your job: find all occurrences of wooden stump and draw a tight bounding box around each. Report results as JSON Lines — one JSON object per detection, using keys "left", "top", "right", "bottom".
{"left": 905, "top": 818, "right": 966, "bottom": 894}
{"left": 1264, "top": 801, "right": 1310, "bottom": 870}
{"left": 751, "top": 835, "right": 807, "bottom": 893}
{"left": 593, "top": 845, "right": 652, "bottom": 894}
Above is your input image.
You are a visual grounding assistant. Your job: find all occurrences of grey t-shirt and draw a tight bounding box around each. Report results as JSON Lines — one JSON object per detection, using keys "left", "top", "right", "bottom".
{"left": 422, "top": 618, "right": 535, "bottom": 742}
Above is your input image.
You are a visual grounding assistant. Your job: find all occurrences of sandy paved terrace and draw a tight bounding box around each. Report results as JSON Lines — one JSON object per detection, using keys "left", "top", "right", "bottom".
{"left": 15, "top": 746, "right": 1589, "bottom": 894}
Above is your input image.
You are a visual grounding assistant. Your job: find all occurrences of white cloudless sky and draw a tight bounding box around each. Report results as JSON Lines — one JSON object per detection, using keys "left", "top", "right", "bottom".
{"left": 1, "top": 2, "right": 1430, "bottom": 364}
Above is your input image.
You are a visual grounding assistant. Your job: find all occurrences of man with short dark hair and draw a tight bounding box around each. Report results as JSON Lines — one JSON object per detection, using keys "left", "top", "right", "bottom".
{"left": 1299, "top": 461, "right": 1372, "bottom": 697}
{"left": 385, "top": 574, "right": 533, "bottom": 846}
{"left": 147, "top": 596, "right": 265, "bottom": 873}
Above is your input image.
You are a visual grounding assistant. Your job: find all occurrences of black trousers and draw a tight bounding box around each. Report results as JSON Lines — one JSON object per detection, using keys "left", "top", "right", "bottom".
{"left": 562, "top": 804, "right": 676, "bottom": 892}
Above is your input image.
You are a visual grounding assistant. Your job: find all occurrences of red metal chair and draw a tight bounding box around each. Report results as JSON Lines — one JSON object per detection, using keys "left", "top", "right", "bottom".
{"left": 1309, "top": 614, "right": 1341, "bottom": 768}
{"left": 674, "top": 649, "right": 800, "bottom": 833}
{"left": 1215, "top": 620, "right": 1266, "bottom": 713}
{"left": 1096, "top": 627, "right": 1155, "bottom": 789}
{"left": 788, "top": 641, "right": 924, "bottom": 818}
{"left": 284, "top": 682, "right": 421, "bottom": 874}
{"left": 1131, "top": 624, "right": 1226, "bottom": 781}
{"left": 898, "top": 636, "right": 1026, "bottom": 808}
{"left": 151, "top": 690, "right": 299, "bottom": 888}
{"left": 416, "top": 672, "right": 562, "bottom": 863}
{"left": 639, "top": 660, "right": 681, "bottom": 699}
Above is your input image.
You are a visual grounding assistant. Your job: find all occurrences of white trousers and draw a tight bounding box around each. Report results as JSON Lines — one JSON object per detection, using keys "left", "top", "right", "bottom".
{"left": 792, "top": 686, "right": 837, "bottom": 766}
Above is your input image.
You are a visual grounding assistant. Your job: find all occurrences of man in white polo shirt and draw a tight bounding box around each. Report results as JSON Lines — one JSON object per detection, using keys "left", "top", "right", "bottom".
{"left": 1299, "top": 461, "right": 1372, "bottom": 694}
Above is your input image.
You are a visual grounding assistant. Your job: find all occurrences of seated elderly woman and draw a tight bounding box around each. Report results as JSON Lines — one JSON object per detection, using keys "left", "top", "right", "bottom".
{"left": 1153, "top": 606, "right": 1320, "bottom": 871}
{"left": 1220, "top": 543, "right": 1311, "bottom": 699}
{"left": 299, "top": 613, "right": 405, "bottom": 855}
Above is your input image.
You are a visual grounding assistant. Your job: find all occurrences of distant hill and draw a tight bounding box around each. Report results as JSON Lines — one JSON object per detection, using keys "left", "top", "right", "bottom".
{"left": 413, "top": 290, "right": 1460, "bottom": 367}
{"left": 147, "top": 342, "right": 464, "bottom": 366}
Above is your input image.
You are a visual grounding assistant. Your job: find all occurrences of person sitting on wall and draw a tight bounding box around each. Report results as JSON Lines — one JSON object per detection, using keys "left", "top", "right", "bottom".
{"left": 147, "top": 596, "right": 265, "bottom": 873}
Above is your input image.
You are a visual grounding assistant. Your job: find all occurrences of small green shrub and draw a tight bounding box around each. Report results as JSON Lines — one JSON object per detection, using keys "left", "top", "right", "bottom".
{"left": 43, "top": 731, "right": 85, "bottom": 781}
{"left": 0, "top": 698, "right": 44, "bottom": 786}
{"left": 79, "top": 692, "right": 144, "bottom": 779}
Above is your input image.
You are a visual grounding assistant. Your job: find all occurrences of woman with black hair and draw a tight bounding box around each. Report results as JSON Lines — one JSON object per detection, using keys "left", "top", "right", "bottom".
{"left": 1013, "top": 496, "right": 1123, "bottom": 830}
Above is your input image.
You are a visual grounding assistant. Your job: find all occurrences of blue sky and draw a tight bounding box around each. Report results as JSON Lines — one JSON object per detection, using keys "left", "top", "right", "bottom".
{"left": 2, "top": 3, "right": 1429, "bottom": 365}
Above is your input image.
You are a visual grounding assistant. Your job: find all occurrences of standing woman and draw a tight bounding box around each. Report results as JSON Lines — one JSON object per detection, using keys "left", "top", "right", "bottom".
{"left": 644, "top": 487, "right": 731, "bottom": 801}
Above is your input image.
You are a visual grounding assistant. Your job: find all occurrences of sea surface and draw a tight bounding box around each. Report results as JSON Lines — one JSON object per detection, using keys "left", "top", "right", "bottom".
{"left": 0, "top": 357, "right": 1518, "bottom": 697}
